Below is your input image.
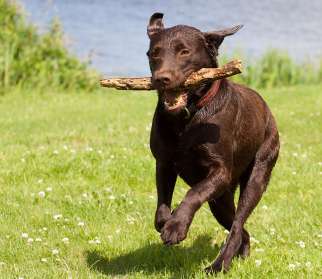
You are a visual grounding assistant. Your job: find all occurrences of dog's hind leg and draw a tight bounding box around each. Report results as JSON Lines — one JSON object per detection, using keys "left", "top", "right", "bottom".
{"left": 206, "top": 126, "right": 279, "bottom": 274}
{"left": 208, "top": 189, "right": 250, "bottom": 267}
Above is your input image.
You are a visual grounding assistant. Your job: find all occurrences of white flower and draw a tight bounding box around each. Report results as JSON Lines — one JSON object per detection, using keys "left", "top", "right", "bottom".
{"left": 108, "top": 195, "right": 116, "bottom": 200}
{"left": 38, "top": 191, "right": 46, "bottom": 198}
{"left": 288, "top": 263, "right": 296, "bottom": 270}
{"left": 52, "top": 249, "right": 59, "bottom": 255}
{"left": 89, "top": 237, "right": 101, "bottom": 244}
{"left": 255, "top": 259, "right": 262, "bottom": 267}
{"left": 41, "top": 258, "right": 48, "bottom": 263}
{"left": 95, "top": 239, "right": 101, "bottom": 244}
{"left": 262, "top": 205, "right": 268, "bottom": 210}
{"left": 250, "top": 236, "right": 260, "bottom": 244}
{"left": 35, "top": 238, "right": 42, "bottom": 242}
{"left": 292, "top": 171, "right": 297, "bottom": 175}
{"left": 37, "top": 179, "right": 43, "bottom": 184}
{"left": 255, "top": 248, "right": 265, "bottom": 253}
{"left": 116, "top": 229, "right": 121, "bottom": 234}
{"left": 46, "top": 187, "right": 52, "bottom": 192}
{"left": 305, "top": 261, "right": 312, "bottom": 268}
{"left": 78, "top": 221, "right": 85, "bottom": 227}
{"left": 21, "top": 232, "right": 28, "bottom": 238}
{"left": 85, "top": 146, "right": 93, "bottom": 152}
{"left": 53, "top": 150, "right": 59, "bottom": 155}
{"left": 62, "top": 237, "right": 69, "bottom": 244}
{"left": 53, "top": 214, "right": 62, "bottom": 220}
{"left": 292, "top": 152, "right": 298, "bottom": 157}
{"left": 63, "top": 145, "right": 68, "bottom": 150}
{"left": 296, "top": 240, "right": 305, "bottom": 248}
{"left": 0, "top": 261, "right": 5, "bottom": 266}
{"left": 42, "top": 227, "right": 48, "bottom": 231}
{"left": 27, "top": 238, "right": 34, "bottom": 243}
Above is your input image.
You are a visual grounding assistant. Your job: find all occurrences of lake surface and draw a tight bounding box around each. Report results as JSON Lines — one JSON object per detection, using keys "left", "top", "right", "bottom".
{"left": 20, "top": 0, "right": 322, "bottom": 76}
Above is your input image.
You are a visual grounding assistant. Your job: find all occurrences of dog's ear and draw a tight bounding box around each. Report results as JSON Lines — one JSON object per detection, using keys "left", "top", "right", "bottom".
{"left": 203, "top": 25, "right": 243, "bottom": 49}
{"left": 147, "top": 13, "right": 164, "bottom": 38}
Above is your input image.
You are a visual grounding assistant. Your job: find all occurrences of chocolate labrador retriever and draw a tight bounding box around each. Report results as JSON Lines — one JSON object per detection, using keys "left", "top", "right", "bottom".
{"left": 147, "top": 13, "right": 279, "bottom": 273}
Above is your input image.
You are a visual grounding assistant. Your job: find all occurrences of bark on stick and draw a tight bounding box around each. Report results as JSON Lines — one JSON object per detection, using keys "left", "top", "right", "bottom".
{"left": 100, "top": 59, "right": 242, "bottom": 91}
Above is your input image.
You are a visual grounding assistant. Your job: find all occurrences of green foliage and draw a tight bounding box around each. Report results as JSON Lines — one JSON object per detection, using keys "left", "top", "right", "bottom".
{"left": 222, "top": 50, "right": 322, "bottom": 89}
{"left": 0, "top": 0, "right": 98, "bottom": 93}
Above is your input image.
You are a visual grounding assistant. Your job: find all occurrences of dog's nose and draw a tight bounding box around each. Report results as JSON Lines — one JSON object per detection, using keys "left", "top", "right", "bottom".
{"left": 154, "top": 72, "right": 173, "bottom": 88}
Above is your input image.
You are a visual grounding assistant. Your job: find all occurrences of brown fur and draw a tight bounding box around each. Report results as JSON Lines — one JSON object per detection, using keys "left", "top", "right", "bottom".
{"left": 147, "top": 13, "right": 280, "bottom": 274}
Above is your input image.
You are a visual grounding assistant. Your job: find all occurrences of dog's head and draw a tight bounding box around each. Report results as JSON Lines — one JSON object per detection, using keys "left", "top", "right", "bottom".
{"left": 147, "top": 13, "right": 242, "bottom": 114}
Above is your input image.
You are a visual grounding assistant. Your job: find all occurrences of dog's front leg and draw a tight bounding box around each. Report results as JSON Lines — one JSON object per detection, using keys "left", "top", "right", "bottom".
{"left": 161, "top": 165, "right": 230, "bottom": 245}
{"left": 154, "top": 161, "right": 177, "bottom": 232}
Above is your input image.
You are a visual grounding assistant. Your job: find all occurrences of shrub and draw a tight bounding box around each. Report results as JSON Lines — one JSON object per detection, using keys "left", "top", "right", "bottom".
{"left": 0, "top": 0, "right": 98, "bottom": 93}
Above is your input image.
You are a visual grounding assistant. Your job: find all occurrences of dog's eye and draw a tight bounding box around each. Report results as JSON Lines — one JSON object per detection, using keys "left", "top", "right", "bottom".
{"left": 180, "top": 49, "right": 190, "bottom": 56}
{"left": 150, "top": 48, "right": 161, "bottom": 58}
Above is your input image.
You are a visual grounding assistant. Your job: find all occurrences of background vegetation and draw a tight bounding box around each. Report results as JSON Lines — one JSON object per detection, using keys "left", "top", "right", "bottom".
{"left": 0, "top": 0, "right": 97, "bottom": 94}
{"left": 0, "top": 1, "right": 321, "bottom": 278}
{"left": 1, "top": 0, "right": 322, "bottom": 94}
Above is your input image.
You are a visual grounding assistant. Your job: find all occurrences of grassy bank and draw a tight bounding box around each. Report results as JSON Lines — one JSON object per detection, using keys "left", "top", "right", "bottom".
{"left": 223, "top": 50, "right": 322, "bottom": 89}
{"left": 0, "top": 85, "right": 321, "bottom": 278}
{"left": 0, "top": 0, "right": 97, "bottom": 93}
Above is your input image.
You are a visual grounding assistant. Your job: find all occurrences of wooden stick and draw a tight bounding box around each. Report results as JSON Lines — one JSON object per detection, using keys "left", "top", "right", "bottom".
{"left": 100, "top": 59, "right": 242, "bottom": 91}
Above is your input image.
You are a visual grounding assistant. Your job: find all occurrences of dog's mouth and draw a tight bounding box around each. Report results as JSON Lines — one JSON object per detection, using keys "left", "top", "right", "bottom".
{"left": 162, "top": 90, "right": 188, "bottom": 113}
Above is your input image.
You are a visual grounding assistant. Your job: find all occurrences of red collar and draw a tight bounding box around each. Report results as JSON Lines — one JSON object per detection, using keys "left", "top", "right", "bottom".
{"left": 196, "top": 79, "right": 222, "bottom": 109}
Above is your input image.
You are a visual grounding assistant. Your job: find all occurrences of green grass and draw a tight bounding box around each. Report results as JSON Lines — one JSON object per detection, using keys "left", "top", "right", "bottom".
{"left": 0, "top": 85, "right": 321, "bottom": 278}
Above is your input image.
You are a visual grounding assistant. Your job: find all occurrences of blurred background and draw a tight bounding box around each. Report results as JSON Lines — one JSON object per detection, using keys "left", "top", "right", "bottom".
{"left": 20, "top": 0, "right": 322, "bottom": 76}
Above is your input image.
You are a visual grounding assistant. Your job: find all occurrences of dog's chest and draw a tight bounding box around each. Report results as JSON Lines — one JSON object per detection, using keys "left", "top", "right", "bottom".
{"left": 173, "top": 136, "right": 212, "bottom": 186}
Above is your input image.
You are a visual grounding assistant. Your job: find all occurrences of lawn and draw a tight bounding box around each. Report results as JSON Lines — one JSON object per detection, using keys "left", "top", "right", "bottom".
{"left": 0, "top": 85, "right": 321, "bottom": 278}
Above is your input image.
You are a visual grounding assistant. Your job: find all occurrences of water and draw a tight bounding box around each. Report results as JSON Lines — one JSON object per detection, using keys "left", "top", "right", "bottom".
{"left": 19, "top": 0, "right": 322, "bottom": 76}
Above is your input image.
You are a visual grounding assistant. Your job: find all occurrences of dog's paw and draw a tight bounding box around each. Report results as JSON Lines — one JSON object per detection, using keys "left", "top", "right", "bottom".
{"left": 204, "top": 264, "right": 222, "bottom": 275}
{"left": 204, "top": 257, "right": 224, "bottom": 274}
{"left": 160, "top": 217, "right": 189, "bottom": 245}
{"left": 154, "top": 206, "right": 171, "bottom": 232}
